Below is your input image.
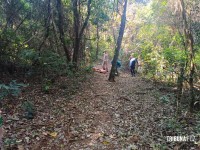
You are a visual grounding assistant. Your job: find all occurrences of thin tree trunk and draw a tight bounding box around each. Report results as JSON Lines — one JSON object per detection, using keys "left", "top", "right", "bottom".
{"left": 109, "top": 0, "right": 128, "bottom": 82}
{"left": 38, "top": 0, "right": 51, "bottom": 53}
{"left": 14, "top": 13, "right": 30, "bottom": 32}
{"left": 188, "top": 32, "right": 195, "bottom": 112}
{"left": 177, "top": 66, "right": 184, "bottom": 113}
{"left": 189, "top": 62, "right": 195, "bottom": 111}
{"left": 52, "top": 12, "right": 60, "bottom": 54}
{"left": 72, "top": 0, "right": 80, "bottom": 67}
{"left": 176, "top": 29, "right": 186, "bottom": 109}
{"left": 96, "top": 21, "right": 99, "bottom": 60}
{"left": 179, "top": 0, "right": 195, "bottom": 112}
{"left": 57, "top": 0, "right": 71, "bottom": 62}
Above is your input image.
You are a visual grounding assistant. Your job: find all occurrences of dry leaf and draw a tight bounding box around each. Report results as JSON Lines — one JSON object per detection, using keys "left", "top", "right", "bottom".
{"left": 129, "top": 135, "right": 140, "bottom": 143}
{"left": 18, "top": 145, "right": 24, "bottom": 150}
{"left": 49, "top": 132, "right": 58, "bottom": 138}
{"left": 102, "top": 141, "right": 110, "bottom": 145}
{"left": 42, "top": 132, "right": 48, "bottom": 136}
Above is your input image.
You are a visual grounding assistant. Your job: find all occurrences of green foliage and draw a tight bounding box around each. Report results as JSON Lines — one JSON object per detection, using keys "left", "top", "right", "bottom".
{"left": 0, "top": 29, "right": 23, "bottom": 61}
{"left": 106, "top": 36, "right": 113, "bottom": 43}
{"left": 151, "top": 0, "right": 167, "bottom": 23}
{"left": 0, "top": 80, "right": 27, "bottom": 101}
{"left": 39, "top": 51, "right": 67, "bottom": 77}
{"left": 84, "top": 65, "right": 93, "bottom": 73}
{"left": 42, "top": 84, "right": 51, "bottom": 93}
{"left": 92, "top": 12, "right": 110, "bottom": 25}
{"left": 41, "top": 78, "right": 53, "bottom": 94}
{"left": 18, "top": 49, "right": 39, "bottom": 64}
{"left": 79, "top": 65, "right": 94, "bottom": 75}
{"left": 159, "top": 95, "right": 170, "bottom": 104}
{"left": 4, "top": 138, "right": 17, "bottom": 147}
{"left": 20, "top": 0, "right": 31, "bottom": 10}
{"left": 0, "top": 116, "right": 3, "bottom": 127}
{"left": 163, "top": 118, "right": 183, "bottom": 133}
{"left": 159, "top": 94, "right": 175, "bottom": 104}
{"left": 163, "top": 48, "right": 187, "bottom": 65}
{"left": 18, "top": 49, "right": 73, "bottom": 77}
{"left": 22, "top": 100, "right": 34, "bottom": 115}
{"left": 91, "top": 0, "right": 111, "bottom": 24}
{"left": 195, "top": 48, "right": 200, "bottom": 66}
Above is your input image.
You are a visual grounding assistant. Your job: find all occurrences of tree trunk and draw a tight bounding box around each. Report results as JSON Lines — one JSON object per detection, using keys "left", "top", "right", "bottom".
{"left": 177, "top": 66, "right": 184, "bottom": 113}
{"left": 189, "top": 62, "right": 195, "bottom": 111}
{"left": 179, "top": 0, "right": 195, "bottom": 112}
{"left": 96, "top": 21, "right": 99, "bottom": 60}
{"left": 108, "top": 0, "right": 128, "bottom": 82}
{"left": 188, "top": 32, "right": 195, "bottom": 112}
{"left": 72, "top": 0, "right": 80, "bottom": 67}
{"left": 57, "top": 0, "right": 71, "bottom": 62}
{"left": 38, "top": 0, "right": 51, "bottom": 53}
{"left": 72, "top": 0, "right": 92, "bottom": 69}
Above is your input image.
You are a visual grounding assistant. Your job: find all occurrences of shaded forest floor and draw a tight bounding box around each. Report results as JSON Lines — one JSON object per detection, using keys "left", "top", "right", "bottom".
{"left": 3, "top": 66, "right": 200, "bottom": 150}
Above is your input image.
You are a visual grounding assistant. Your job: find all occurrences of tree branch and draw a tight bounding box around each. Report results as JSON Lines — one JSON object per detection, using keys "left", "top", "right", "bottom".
{"left": 79, "top": 0, "right": 92, "bottom": 37}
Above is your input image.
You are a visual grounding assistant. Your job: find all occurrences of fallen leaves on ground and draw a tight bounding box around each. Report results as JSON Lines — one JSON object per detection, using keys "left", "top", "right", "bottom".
{"left": 3, "top": 68, "right": 200, "bottom": 149}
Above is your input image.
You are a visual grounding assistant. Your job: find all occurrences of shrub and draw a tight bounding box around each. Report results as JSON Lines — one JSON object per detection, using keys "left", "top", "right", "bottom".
{"left": 0, "top": 80, "right": 27, "bottom": 101}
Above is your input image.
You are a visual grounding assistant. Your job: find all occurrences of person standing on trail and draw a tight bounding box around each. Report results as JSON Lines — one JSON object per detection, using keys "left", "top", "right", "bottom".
{"left": 85, "top": 47, "right": 91, "bottom": 66}
{"left": 102, "top": 51, "right": 109, "bottom": 72}
{"left": 129, "top": 55, "right": 138, "bottom": 77}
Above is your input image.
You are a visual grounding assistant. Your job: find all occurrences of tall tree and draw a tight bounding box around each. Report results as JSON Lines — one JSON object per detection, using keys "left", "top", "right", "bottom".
{"left": 38, "top": 0, "right": 51, "bottom": 53}
{"left": 179, "top": 0, "right": 195, "bottom": 112}
{"left": 168, "top": 0, "right": 197, "bottom": 112}
{"left": 109, "top": 0, "right": 128, "bottom": 82}
{"left": 57, "top": 0, "right": 71, "bottom": 62}
{"left": 71, "top": 0, "right": 92, "bottom": 68}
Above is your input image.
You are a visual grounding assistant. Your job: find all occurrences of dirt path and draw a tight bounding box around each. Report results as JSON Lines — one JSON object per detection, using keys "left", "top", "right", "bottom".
{"left": 61, "top": 72, "right": 166, "bottom": 150}
{"left": 5, "top": 69, "right": 198, "bottom": 149}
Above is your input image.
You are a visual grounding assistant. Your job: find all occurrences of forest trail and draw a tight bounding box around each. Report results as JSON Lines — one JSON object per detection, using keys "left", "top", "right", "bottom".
{"left": 64, "top": 71, "right": 164, "bottom": 150}
{"left": 30, "top": 69, "right": 168, "bottom": 150}
{"left": 5, "top": 68, "right": 187, "bottom": 149}
{"left": 62, "top": 71, "right": 167, "bottom": 150}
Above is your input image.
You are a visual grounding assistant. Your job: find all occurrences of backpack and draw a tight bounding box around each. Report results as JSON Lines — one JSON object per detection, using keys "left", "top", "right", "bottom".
{"left": 117, "top": 60, "right": 121, "bottom": 68}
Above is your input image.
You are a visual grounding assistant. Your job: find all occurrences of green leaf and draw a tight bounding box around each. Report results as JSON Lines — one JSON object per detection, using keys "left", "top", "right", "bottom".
{"left": 0, "top": 116, "right": 3, "bottom": 127}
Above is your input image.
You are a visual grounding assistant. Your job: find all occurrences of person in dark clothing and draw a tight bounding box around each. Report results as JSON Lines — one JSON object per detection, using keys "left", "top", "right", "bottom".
{"left": 116, "top": 60, "right": 121, "bottom": 76}
{"left": 129, "top": 56, "right": 138, "bottom": 77}
{"left": 116, "top": 60, "right": 121, "bottom": 68}
{"left": 111, "top": 60, "right": 121, "bottom": 76}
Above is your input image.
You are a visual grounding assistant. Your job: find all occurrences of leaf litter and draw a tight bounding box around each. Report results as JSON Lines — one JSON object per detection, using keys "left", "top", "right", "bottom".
{"left": 3, "top": 70, "right": 200, "bottom": 149}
